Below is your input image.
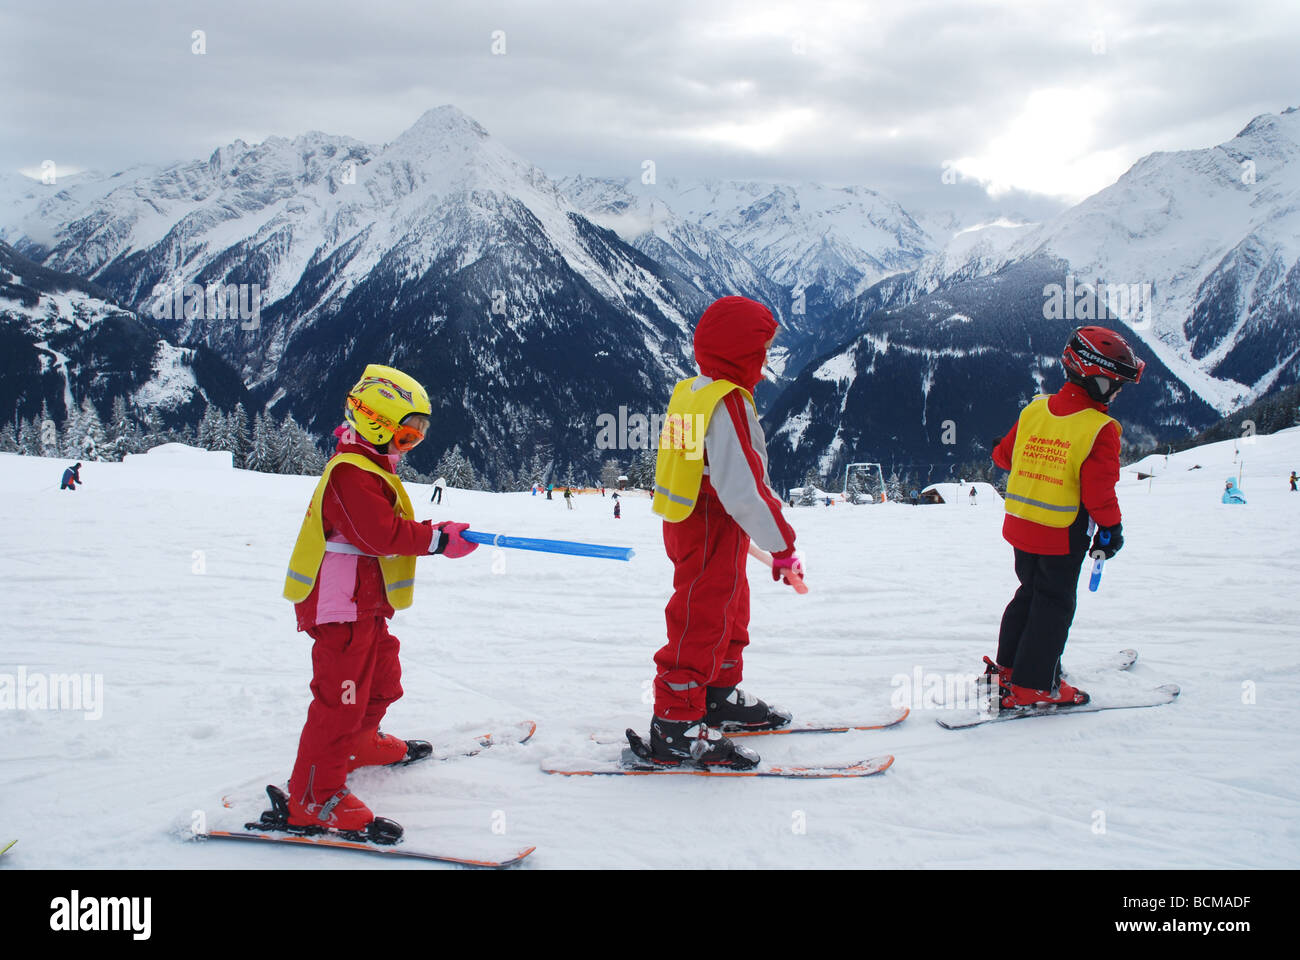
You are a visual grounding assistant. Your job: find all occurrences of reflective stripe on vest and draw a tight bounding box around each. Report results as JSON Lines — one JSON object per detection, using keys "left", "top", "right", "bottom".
{"left": 651, "top": 377, "right": 755, "bottom": 522}
{"left": 1004, "top": 395, "right": 1120, "bottom": 529}
{"left": 283, "top": 453, "right": 419, "bottom": 609}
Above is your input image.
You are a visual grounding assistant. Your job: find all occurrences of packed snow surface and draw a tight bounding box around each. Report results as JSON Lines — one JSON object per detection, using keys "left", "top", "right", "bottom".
{"left": 2, "top": 428, "right": 1298, "bottom": 868}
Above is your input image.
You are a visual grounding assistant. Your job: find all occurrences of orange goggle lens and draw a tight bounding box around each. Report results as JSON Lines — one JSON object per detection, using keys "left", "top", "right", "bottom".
{"left": 391, "top": 421, "right": 426, "bottom": 452}
{"left": 347, "top": 397, "right": 426, "bottom": 451}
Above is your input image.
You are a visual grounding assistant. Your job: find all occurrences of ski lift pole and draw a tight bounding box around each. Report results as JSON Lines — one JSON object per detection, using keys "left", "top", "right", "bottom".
{"left": 461, "top": 530, "right": 634, "bottom": 561}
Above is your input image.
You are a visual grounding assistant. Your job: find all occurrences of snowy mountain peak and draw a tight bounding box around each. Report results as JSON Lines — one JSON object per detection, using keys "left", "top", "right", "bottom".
{"left": 398, "top": 105, "right": 492, "bottom": 145}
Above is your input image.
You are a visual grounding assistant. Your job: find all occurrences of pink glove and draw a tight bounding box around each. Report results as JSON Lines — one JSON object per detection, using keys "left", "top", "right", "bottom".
{"left": 770, "top": 551, "right": 805, "bottom": 588}
{"left": 430, "top": 521, "right": 477, "bottom": 559}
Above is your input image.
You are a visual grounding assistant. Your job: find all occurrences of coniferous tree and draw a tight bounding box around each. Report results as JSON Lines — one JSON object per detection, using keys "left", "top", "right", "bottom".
{"left": 274, "top": 414, "right": 300, "bottom": 474}
{"left": 0, "top": 417, "right": 19, "bottom": 454}
{"left": 18, "top": 418, "right": 39, "bottom": 455}
{"left": 76, "top": 398, "right": 107, "bottom": 460}
{"left": 106, "top": 397, "right": 136, "bottom": 461}
{"left": 799, "top": 469, "right": 821, "bottom": 506}
{"left": 60, "top": 402, "right": 85, "bottom": 459}
{"left": 225, "top": 402, "right": 251, "bottom": 468}
{"left": 527, "top": 452, "right": 548, "bottom": 488}
{"left": 196, "top": 404, "right": 223, "bottom": 451}
{"left": 886, "top": 470, "right": 904, "bottom": 502}
{"left": 246, "top": 413, "right": 276, "bottom": 474}
{"left": 37, "top": 400, "right": 59, "bottom": 458}
{"left": 600, "top": 458, "right": 621, "bottom": 490}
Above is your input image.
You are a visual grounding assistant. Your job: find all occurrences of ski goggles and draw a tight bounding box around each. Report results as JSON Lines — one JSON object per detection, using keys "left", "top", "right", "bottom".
{"left": 347, "top": 396, "right": 429, "bottom": 452}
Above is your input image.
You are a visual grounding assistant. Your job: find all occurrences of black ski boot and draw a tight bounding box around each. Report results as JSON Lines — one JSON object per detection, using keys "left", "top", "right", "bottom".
{"left": 704, "top": 685, "right": 792, "bottom": 733}
{"left": 639, "top": 717, "right": 760, "bottom": 769}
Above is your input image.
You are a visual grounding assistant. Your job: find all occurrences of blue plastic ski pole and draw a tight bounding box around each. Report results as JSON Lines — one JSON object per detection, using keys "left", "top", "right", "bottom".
{"left": 462, "top": 530, "right": 635, "bottom": 561}
{"left": 1088, "top": 529, "right": 1109, "bottom": 592}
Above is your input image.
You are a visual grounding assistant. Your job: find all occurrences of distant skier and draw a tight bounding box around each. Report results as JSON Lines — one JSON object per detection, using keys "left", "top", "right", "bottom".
{"left": 1222, "top": 477, "right": 1247, "bottom": 504}
{"left": 280, "top": 364, "right": 476, "bottom": 839}
{"left": 546, "top": 483, "right": 554, "bottom": 500}
{"left": 430, "top": 476, "right": 446, "bottom": 504}
{"left": 647, "top": 296, "right": 801, "bottom": 769}
{"left": 563, "top": 486, "right": 574, "bottom": 510}
{"left": 969, "top": 487, "right": 977, "bottom": 506}
{"left": 986, "top": 326, "right": 1144, "bottom": 709}
{"left": 613, "top": 493, "right": 621, "bottom": 519}
{"left": 60, "top": 462, "right": 82, "bottom": 491}
{"left": 1289, "top": 471, "right": 1297, "bottom": 492}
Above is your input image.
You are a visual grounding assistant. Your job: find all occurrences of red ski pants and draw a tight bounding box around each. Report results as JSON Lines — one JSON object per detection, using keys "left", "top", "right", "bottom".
{"left": 654, "top": 483, "right": 750, "bottom": 720}
{"left": 289, "top": 616, "right": 403, "bottom": 803}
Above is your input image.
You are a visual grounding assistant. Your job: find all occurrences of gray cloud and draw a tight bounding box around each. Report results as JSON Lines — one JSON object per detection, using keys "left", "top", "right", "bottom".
{"left": 2, "top": 0, "right": 1296, "bottom": 225}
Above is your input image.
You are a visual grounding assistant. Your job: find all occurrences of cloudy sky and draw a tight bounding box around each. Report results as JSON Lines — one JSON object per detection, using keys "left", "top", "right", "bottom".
{"left": 3, "top": 0, "right": 1297, "bottom": 222}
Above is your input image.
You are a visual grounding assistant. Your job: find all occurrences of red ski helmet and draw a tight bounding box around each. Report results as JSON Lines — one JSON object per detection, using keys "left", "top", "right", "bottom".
{"left": 1062, "top": 326, "right": 1145, "bottom": 402}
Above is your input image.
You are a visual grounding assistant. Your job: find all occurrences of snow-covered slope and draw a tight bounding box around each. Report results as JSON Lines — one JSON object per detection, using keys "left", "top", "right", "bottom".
{"left": 562, "top": 175, "right": 937, "bottom": 376}
{"left": 564, "top": 174, "right": 935, "bottom": 303}
{"left": 1, "top": 426, "right": 1296, "bottom": 868}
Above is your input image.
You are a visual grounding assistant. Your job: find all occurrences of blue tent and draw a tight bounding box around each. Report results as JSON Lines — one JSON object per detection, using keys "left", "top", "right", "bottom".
{"left": 1222, "top": 477, "right": 1247, "bottom": 504}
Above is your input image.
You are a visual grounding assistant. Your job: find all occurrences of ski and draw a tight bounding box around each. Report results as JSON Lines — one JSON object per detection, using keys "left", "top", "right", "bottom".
{"left": 936, "top": 682, "right": 1180, "bottom": 729}
{"left": 430, "top": 720, "right": 537, "bottom": 761}
{"left": 217, "top": 720, "right": 535, "bottom": 810}
{"left": 1061, "top": 648, "right": 1138, "bottom": 679}
{"left": 200, "top": 785, "right": 536, "bottom": 868}
{"left": 201, "top": 828, "right": 535, "bottom": 869}
{"left": 545, "top": 732, "right": 893, "bottom": 779}
{"left": 976, "top": 648, "right": 1139, "bottom": 696}
{"left": 543, "top": 753, "right": 893, "bottom": 779}
{"left": 0, "top": 840, "right": 15, "bottom": 857}
{"left": 588, "top": 706, "right": 909, "bottom": 745}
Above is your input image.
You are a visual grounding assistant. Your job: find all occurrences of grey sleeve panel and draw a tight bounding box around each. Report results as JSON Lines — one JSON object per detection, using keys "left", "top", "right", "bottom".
{"left": 704, "top": 396, "right": 791, "bottom": 553}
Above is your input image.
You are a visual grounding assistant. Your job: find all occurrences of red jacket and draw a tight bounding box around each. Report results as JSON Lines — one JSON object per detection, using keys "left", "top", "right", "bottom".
{"left": 294, "top": 429, "right": 436, "bottom": 630}
{"left": 992, "top": 382, "right": 1122, "bottom": 555}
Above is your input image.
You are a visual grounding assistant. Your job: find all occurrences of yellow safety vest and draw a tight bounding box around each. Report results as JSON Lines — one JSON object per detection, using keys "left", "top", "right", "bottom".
{"left": 1004, "top": 395, "right": 1120, "bottom": 527}
{"left": 652, "top": 377, "right": 754, "bottom": 522}
{"left": 283, "top": 453, "right": 418, "bottom": 609}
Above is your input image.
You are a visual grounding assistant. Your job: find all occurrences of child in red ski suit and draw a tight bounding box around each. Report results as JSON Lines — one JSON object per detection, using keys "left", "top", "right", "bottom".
{"left": 646, "top": 296, "right": 801, "bottom": 768}
{"left": 281, "top": 364, "right": 476, "bottom": 835}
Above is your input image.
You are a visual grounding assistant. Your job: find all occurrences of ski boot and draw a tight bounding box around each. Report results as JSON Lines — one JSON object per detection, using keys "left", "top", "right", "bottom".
{"left": 980, "top": 656, "right": 1013, "bottom": 690}
{"left": 704, "top": 685, "right": 792, "bottom": 733}
{"left": 1000, "top": 680, "right": 1090, "bottom": 709}
{"left": 251, "top": 785, "right": 403, "bottom": 844}
{"left": 633, "top": 717, "right": 760, "bottom": 770}
{"left": 347, "top": 729, "right": 433, "bottom": 772}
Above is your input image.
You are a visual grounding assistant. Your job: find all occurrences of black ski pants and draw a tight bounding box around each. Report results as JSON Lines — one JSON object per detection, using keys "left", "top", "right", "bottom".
{"left": 996, "top": 510, "right": 1092, "bottom": 690}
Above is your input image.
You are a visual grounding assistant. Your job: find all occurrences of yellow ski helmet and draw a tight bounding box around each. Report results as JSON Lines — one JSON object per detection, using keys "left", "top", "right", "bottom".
{"left": 344, "top": 364, "right": 432, "bottom": 450}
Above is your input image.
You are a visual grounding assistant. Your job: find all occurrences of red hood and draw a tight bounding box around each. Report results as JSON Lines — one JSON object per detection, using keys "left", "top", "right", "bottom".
{"left": 333, "top": 424, "right": 401, "bottom": 473}
{"left": 693, "top": 296, "right": 778, "bottom": 391}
